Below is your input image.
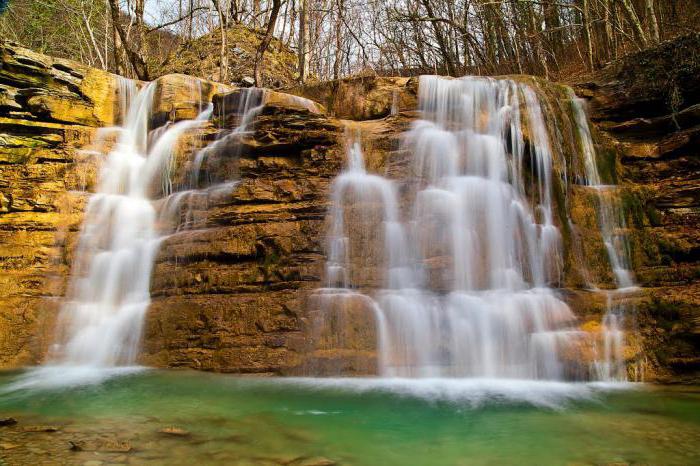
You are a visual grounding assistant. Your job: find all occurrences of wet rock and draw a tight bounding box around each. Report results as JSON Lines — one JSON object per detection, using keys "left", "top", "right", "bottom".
{"left": 157, "top": 426, "right": 191, "bottom": 437}
{"left": 288, "top": 75, "right": 418, "bottom": 120}
{"left": 150, "top": 73, "right": 230, "bottom": 123}
{"left": 0, "top": 417, "right": 18, "bottom": 426}
{"left": 575, "top": 32, "right": 700, "bottom": 382}
{"left": 69, "top": 439, "right": 132, "bottom": 452}
{"left": 289, "top": 457, "right": 336, "bottom": 466}
{"left": 22, "top": 425, "right": 60, "bottom": 432}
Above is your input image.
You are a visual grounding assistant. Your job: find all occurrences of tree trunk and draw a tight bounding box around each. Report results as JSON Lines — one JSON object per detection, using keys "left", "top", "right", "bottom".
{"left": 254, "top": 0, "right": 282, "bottom": 86}
{"left": 582, "top": 0, "right": 595, "bottom": 70}
{"left": 252, "top": 0, "right": 260, "bottom": 28}
{"left": 646, "top": 0, "right": 660, "bottom": 43}
{"left": 543, "top": 0, "right": 562, "bottom": 68}
{"left": 107, "top": 0, "right": 149, "bottom": 80}
{"left": 420, "top": 0, "right": 455, "bottom": 75}
{"left": 621, "top": 0, "right": 648, "bottom": 47}
{"left": 298, "top": 0, "right": 309, "bottom": 83}
{"left": 333, "top": 0, "right": 343, "bottom": 80}
{"left": 213, "top": 0, "right": 228, "bottom": 83}
{"left": 603, "top": 0, "right": 614, "bottom": 59}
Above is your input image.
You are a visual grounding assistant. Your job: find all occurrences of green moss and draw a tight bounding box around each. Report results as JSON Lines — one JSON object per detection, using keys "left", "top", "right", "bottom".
{"left": 595, "top": 145, "right": 617, "bottom": 184}
{"left": 645, "top": 204, "right": 663, "bottom": 227}
{"left": 620, "top": 189, "right": 645, "bottom": 228}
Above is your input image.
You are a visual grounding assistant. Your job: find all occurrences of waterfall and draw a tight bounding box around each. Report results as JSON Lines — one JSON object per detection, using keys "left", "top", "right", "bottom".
{"left": 316, "top": 76, "right": 597, "bottom": 380}
{"left": 6, "top": 81, "right": 266, "bottom": 389}
{"left": 47, "top": 82, "right": 206, "bottom": 369}
{"left": 570, "top": 92, "right": 637, "bottom": 381}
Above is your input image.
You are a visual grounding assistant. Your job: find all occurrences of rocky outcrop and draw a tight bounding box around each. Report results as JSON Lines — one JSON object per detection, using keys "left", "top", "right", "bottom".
{"left": 576, "top": 33, "right": 700, "bottom": 382}
{"left": 0, "top": 41, "right": 228, "bottom": 367}
{"left": 288, "top": 76, "right": 418, "bottom": 120}
{"left": 0, "top": 41, "right": 122, "bottom": 367}
{"left": 1, "top": 35, "right": 699, "bottom": 382}
{"left": 141, "top": 90, "right": 345, "bottom": 374}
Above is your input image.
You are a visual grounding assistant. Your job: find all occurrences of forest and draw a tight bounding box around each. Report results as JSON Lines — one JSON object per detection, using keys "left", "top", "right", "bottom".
{"left": 2, "top": 0, "right": 698, "bottom": 85}
{"left": 1, "top": 1, "right": 700, "bottom": 464}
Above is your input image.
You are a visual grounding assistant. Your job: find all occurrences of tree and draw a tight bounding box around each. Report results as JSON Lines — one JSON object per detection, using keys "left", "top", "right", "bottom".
{"left": 253, "top": 0, "right": 282, "bottom": 86}
{"left": 107, "top": 0, "right": 149, "bottom": 79}
{"left": 297, "top": 0, "right": 309, "bottom": 82}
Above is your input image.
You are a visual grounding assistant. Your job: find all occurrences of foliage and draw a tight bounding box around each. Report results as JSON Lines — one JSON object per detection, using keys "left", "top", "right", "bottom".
{"left": 0, "top": 0, "right": 112, "bottom": 69}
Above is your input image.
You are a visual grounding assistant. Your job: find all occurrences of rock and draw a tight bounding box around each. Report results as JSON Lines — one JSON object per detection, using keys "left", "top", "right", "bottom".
{"left": 1, "top": 31, "right": 698, "bottom": 382}
{"left": 157, "top": 426, "right": 191, "bottom": 436}
{"left": 0, "top": 417, "right": 18, "bottom": 426}
{"left": 0, "top": 442, "right": 19, "bottom": 449}
{"left": 151, "top": 74, "right": 231, "bottom": 123}
{"left": 0, "top": 42, "right": 122, "bottom": 126}
{"left": 288, "top": 75, "right": 418, "bottom": 120}
{"left": 241, "top": 76, "right": 255, "bottom": 87}
{"left": 69, "top": 439, "right": 132, "bottom": 452}
{"left": 289, "top": 457, "right": 337, "bottom": 466}
{"left": 22, "top": 425, "right": 60, "bottom": 432}
{"left": 574, "top": 32, "right": 700, "bottom": 382}
{"left": 140, "top": 92, "right": 344, "bottom": 374}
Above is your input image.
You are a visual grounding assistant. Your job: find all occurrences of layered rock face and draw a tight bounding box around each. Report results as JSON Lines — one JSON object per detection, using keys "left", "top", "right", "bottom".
{"left": 0, "top": 42, "right": 121, "bottom": 367}
{"left": 0, "top": 41, "right": 225, "bottom": 368}
{"left": 576, "top": 33, "right": 700, "bottom": 381}
{"left": 1, "top": 35, "right": 698, "bottom": 381}
{"left": 141, "top": 92, "right": 346, "bottom": 373}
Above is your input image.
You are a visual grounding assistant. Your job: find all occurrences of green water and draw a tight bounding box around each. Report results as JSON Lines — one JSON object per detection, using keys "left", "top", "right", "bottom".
{"left": 1, "top": 370, "right": 700, "bottom": 466}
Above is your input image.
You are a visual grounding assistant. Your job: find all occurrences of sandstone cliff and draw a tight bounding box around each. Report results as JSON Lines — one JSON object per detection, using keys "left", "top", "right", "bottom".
{"left": 0, "top": 41, "right": 224, "bottom": 367}
{"left": 0, "top": 41, "right": 120, "bottom": 367}
{"left": 1, "top": 36, "right": 698, "bottom": 382}
{"left": 576, "top": 33, "right": 700, "bottom": 382}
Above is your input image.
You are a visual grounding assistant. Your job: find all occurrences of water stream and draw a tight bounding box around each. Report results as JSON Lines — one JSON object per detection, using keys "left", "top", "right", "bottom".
{"left": 11, "top": 74, "right": 640, "bottom": 389}
{"left": 316, "top": 76, "right": 637, "bottom": 381}
{"left": 569, "top": 92, "right": 638, "bottom": 381}
{"left": 9, "top": 81, "right": 265, "bottom": 389}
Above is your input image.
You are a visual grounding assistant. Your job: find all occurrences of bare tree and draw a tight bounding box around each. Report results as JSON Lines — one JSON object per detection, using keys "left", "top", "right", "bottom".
{"left": 297, "top": 0, "right": 309, "bottom": 82}
{"left": 107, "top": 0, "right": 149, "bottom": 79}
{"left": 254, "top": 0, "right": 282, "bottom": 86}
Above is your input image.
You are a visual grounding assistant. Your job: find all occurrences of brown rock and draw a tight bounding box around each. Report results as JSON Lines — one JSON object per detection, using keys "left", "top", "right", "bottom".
{"left": 69, "top": 439, "right": 132, "bottom": 452}
{"left": 157, "top": 426, "right": 191, "bottom": 437}
{"left": 22, "top": 425, "right": 60, "bottom": 432}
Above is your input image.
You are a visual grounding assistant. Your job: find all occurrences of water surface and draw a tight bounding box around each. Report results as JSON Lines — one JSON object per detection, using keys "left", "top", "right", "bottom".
{"left": 1, "top": 370, "right": 699, "bottom": 465}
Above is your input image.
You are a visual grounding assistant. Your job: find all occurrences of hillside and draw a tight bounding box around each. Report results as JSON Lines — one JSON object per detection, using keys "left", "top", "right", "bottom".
{"left": 155, "top": 25, "right": 298, "bottom": 88}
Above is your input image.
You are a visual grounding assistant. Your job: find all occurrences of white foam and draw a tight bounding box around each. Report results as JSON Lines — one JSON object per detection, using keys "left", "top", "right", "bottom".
{"left": 262, "top": 377, "right": 637, "bottom": 409}
{"left": 1, "top": 365, "right": 148, "bottom": 393}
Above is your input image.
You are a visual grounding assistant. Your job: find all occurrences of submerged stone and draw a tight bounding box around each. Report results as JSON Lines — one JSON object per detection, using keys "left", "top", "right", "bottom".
{"left": 158, "top": 426, "right": 191, "bottom": 437}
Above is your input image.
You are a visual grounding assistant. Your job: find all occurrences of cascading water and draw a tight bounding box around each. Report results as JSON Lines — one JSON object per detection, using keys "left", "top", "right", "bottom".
{"left": 9, "top": 81, "right": 267, "bottom": 389}
{"left": 46, "top": 81, "right": 213, "bottom": 372}
{"left": 159, "top": 87, "right": 265, "bottom": 232}
{"left": 317, "top": 76, "right": 598, "bottom": 380}
{"left": 570, "top": 92, "right": 637, "bottom": 381}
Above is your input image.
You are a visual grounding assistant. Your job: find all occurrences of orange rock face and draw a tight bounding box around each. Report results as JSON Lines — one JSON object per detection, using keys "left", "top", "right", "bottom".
{"left": 1, "top": 35, "right": 698, "bottom": 382}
